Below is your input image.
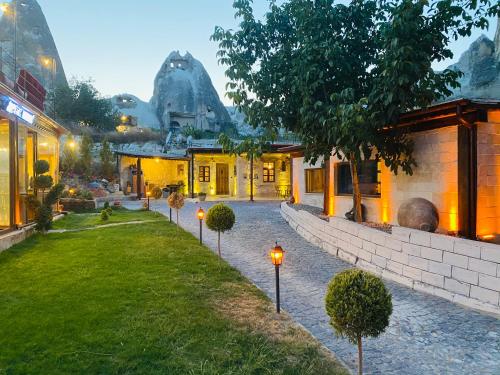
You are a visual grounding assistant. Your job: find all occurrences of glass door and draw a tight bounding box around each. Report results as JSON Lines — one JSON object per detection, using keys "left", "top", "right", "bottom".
{"left": 0, "top": 119, "right": 10, "bottom": 229}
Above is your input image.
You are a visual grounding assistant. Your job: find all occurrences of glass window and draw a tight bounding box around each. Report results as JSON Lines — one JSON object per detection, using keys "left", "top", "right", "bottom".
{"left": 37, "top": 134, "right": 58, "bottom": 182}
{"left": 18, "top": 126, "right": 27, "bottom": 194}
{"left": 305, "top": 168, "right": 324, "bottom": 193}
{"left": 0, "top": 119, "right": 10, "bottom": 228}
{"left": 336, "top": 161, "right": 380, "bottom": 196}
{"left": 199, "top": 166, "right": 210, "bottom": 182}
{"left": 263, "top": 162, "right": 275, "bottom": 182}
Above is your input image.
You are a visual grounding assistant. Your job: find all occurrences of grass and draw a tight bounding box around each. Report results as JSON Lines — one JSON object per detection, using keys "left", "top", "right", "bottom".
{"left": 0, "top": 210, "right": 347, "bottom": 374}
{"left": 51, "top": 208, "right": 162, "bottom": 230}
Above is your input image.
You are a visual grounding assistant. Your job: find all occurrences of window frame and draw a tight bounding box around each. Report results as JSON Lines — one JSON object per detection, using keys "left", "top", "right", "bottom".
{"left": 263, "top": 162, "right": 275, "bottom": 183}
{"left": 198, "top": 166, "right": 210, "bottom": 182}
{"left": 305, "top": 168, "right": 324, "bottom": 193}
{"left": 335, "top": 160, "right": 381, "bottom": 198}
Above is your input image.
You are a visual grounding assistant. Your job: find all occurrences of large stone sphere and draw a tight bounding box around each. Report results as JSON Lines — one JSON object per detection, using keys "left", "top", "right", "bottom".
{"left": 397, "top": 198, "right": 439, "bottom": 232}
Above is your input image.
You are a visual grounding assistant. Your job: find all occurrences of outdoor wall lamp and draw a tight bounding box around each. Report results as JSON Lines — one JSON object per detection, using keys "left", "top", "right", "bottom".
{"left": 270, "top": 242, "right": 285, "bottom": 313}
{"left": 197, "top": 207, "right": 205, "bottom": 244}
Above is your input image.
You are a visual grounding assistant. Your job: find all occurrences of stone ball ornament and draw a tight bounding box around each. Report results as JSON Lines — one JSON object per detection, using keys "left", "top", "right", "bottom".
{"left": 397, "top": 198, "right": 439, "bottom": 232}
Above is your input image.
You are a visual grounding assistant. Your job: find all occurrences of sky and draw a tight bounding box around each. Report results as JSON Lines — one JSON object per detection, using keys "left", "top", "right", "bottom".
{"left": 37, "top": 0, "right": 498, "bottom": 106}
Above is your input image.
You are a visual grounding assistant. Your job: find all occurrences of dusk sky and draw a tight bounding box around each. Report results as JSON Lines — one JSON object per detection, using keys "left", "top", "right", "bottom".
{"left": 37, "top": 0, "right": 498, "bottom": 105}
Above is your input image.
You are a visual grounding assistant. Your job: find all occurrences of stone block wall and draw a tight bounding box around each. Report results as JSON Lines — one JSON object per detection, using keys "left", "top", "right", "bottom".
{"left": 281, "top": 202, "right": 500, "bottom": 315}
{"left": 477, "top": 115, "right": 500, "bottom": 239}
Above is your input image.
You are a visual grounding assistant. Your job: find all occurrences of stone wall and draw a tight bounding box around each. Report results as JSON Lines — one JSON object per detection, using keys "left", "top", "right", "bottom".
{"left": 477, "top": 114, "right": 500, "bottom": 239}
{"left": 281, "top": 202, "right": 500, "bottom": 315}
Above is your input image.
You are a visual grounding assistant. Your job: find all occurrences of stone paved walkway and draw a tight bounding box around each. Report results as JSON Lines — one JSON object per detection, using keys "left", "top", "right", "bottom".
{"left": 126, "top": 200, "right": 500, "bottom": 374}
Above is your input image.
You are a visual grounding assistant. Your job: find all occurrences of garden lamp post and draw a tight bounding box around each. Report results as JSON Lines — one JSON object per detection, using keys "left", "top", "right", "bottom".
{"left": 146, "top": 191, "right": 151, "bottom": 211}
{"left": 270, "top": 242, "right": 284, "bottom": 313}
{"left": 197, "top": 207, "right": 205, "bottom": 244}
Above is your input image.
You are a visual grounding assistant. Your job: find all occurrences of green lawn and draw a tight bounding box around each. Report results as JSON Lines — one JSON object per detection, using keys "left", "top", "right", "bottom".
{"left": 0, "top": 210, "right": 346, "bottom": 374}
{"left": 51, "top": 208, "right": 161, "bottom": 230}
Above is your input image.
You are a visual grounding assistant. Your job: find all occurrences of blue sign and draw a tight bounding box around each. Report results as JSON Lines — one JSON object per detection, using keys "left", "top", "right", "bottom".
{"left": 1, "top": 95, "right": 35, "bottom": 124}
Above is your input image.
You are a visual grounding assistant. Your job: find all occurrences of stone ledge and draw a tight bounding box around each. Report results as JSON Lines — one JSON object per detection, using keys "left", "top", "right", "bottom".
{"left": 281, "top": 202, "right": 500, "bottom": 316}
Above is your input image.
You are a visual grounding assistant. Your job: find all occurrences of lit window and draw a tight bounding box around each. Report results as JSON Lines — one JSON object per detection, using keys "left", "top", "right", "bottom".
{"left": 305, "top": 168, "right": 324, "bottom": 193}
{"left": 336, "top": 161, "right": 380, "bottom": 196}
{"left": 199, "top": 166, "right": 210, "bottom": 182}
{"left": 263, "top": 162, "right": 275, "bottom": 182}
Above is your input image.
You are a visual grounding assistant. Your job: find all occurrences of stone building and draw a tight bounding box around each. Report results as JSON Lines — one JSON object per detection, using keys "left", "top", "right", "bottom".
{"left": 283, "top": 99, "right": 500, "bottom": 243}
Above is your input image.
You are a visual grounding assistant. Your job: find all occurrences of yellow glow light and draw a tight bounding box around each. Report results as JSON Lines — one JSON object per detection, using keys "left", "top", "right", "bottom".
{"left": 68, "top": 141, "right": 75, "bottom": 149}
{"left": 480, "top": 234, "right": 495, "bottom": 240}
{"left": 270, "top": 243, "right": 284, "bottom": 266}
{"left": 197, "top": 207, "right": 205, "bottom": 220}
{"left": 155, "top": 158, "right": 160, "bottom": 163}
{"left": 1, "top": 3, "right": 9, "bottom": 13}
{"left": 449, "top": 208, "right": 458, "bottom": 232}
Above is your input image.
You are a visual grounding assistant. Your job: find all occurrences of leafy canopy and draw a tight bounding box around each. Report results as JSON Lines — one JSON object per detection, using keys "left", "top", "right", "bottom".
{"left": 212, "top": 0, "right": 498, "bottom": 173}
{"left": 206, "top": 203, "right": 236, "bottom": 233}
{"left": 325, "top": 269, "right": 392, "bottom": 343}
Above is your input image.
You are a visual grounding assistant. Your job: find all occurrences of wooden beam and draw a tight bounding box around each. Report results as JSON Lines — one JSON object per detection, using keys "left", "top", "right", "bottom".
{"left": 323, "top": 157, "right": 330, "bottom": 215}
{"left": 136, "top": 158, "right": 142, "bottom": 199}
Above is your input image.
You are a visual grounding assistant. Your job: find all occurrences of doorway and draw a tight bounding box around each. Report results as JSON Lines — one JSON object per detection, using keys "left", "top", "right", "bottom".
{"left": 216, "top": 164, "right": 229, "bottom": 195}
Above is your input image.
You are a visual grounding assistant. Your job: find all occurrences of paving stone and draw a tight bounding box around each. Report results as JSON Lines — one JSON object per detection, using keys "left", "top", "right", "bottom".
{"left": 128, "top": 201, "right": 500, "bottom": 375}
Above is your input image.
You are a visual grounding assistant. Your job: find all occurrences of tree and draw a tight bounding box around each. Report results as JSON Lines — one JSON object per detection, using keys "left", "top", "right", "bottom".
{"left": 218, "top": 132, "right": 273, "bottom": 201}
{"left": 205, "top": 203, "right": 235, "bottom": 257}
{"left": 79, "top": 132, "right": 94, "bottom": 179}
{"left": 212, "top": 0, "right": 498, "bottom": 221}
{"left": 168, "top": 192, "right": 185, "bottom": 229}
{"left": 100, "top": 138, "right": 114, "bottom": 180}
{"left": 325, "top": 269, "right": 392, "bottom": 375}
{"left": 50, "top": 79, "right": 119, "bottom": 131}
{"left": 34, "top": 160, "right": 53, "bottom": 202}
{"left": 61, "top": 134, "right": 78, "bottom": 176}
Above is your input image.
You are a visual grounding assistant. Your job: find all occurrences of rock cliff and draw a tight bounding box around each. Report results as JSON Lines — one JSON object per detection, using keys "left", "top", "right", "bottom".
{"left": 0, "top": 0, "right": 67, "bottom": 89}
{"left": 446, "top": 18, "right": 500, "bottom": 99}
{"left": 150, "top": 51, "right": 230, "bottom": 131}
{"left": 112, "top": 94, "right": 161, "bottom": 129}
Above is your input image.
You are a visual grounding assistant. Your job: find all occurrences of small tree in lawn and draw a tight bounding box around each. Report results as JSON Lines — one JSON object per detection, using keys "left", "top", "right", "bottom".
{"left": 325, "top": 269, "right": 392, "bottom": 375}
{"left": 61, "top": 134, "right": 77, "bottom": 176}
{"left": 100, "top": 138, "right": 114, "bottom": 180}
{"left": 205, "top": 203, "right": 235, "bottom": 257}
{"left": 167, "top": 192, "right": 184, "bottom": 229}
{"left": 79, "top": 132, "right": 94, "bottom": 179}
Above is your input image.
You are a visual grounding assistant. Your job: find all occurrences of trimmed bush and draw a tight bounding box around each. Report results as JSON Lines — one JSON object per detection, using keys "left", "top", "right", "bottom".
{"left": 34, "top": 160, "right": 50, "bottom": 175}
{"left": 100, "top": 210, "right": 109, "bottom": 221}
{"left": 103, "top": 201, "right": 110, "bottom": 209}
{"left": 151, "top": 186, "right": 162, "bottom": 199}
{"left": 205, "top": 203, "right": 235, "bottom": 257}
{"left": 325, "top": 269, "right": 392, "bottom": 375}
{"left": 168, "top": 192, "right": 185, "bottom": 228}
{"left": 105, "top": 207, "right": 113, "bottom": 216}
{"left": 35, "top": 205, "right": 53, "bottom": 232}
{"left": 60, "top": 198, "right": 96, "bottom": 213}
{"left": 44, "top": 183, "right": 65, "bottom": 207}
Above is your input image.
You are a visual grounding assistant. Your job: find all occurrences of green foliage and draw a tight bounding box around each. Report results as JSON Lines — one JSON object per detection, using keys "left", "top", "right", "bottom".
{"left": 79, "top": 132, "right": 94, "bottom": 178}
{"left": 151, "top": 186, "right": 162, "bottom": 199}
{"left": 106, "top": 207, "right": 113, "bottom": 216}
{"left": 24, "top": 194, "right": 41, "bottom": 212}
{"left": 34, "top": 175, "right": 54, "bottom": 191}
{"left": 100, "top": 209, "right": 109, "bottom": 221}
{"left": 325, "top": 269, "right": 392, "bottom": 343}
{"left": 104, "top": 201, "right": 110, "bottom": 209}
{"left": 61, "top": 135, "right": 78, "bottom": 174}
{"left": 44, "top": 183, "right": 65, "bottom": 207}
{"left": 61, "top": 189, "right": 94, "bottom": 200}
{"left": 35, "top": 160, "right": 50, "bottom": 175}
{"left": 181, "top": 125, "right": 204, "bottom": 139}
{"left": 206, "top": 203, "right": 235, "bottom": 233}
{"left": 35, "top": 205, "right": 53, "bottom": 232}
{"left": 51, "top": 79, "right": 119, "bottom": 131}
{"left": 100, "top": 138, "right": 114, "bottom": 179}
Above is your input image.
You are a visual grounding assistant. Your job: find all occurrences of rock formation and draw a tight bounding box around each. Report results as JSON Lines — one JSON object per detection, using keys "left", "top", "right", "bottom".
{"left": 446, "top": 17, "right": 500, "bottom": 99}
{"left": 112, "top": 94, "right": 161, "bottom": 129}
{"left": 0, "top": 0, "right": 67, "bottom": 89}
{"left": 150, "top": 51, "right": 230, "bottom": 132}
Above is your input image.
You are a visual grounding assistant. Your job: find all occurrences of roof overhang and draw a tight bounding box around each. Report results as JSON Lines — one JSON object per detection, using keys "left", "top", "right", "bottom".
{"left": 115, "top": 150, "right": 190, "bottom": 161}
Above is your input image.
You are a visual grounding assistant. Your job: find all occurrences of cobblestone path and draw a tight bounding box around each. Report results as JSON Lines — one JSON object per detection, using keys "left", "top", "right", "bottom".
{"left": 127, "top": 200, "right": 500, "bottom": 374}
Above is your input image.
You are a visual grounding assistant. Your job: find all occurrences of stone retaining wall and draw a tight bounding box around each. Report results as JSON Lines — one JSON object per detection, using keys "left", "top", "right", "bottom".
{"left": 281, "top": 202, "right": 500, "bottom": 315}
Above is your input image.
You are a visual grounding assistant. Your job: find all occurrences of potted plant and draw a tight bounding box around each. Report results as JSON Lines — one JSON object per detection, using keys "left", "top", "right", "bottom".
{"left": 198, "top": 192, "right": 207, "bottom": 202}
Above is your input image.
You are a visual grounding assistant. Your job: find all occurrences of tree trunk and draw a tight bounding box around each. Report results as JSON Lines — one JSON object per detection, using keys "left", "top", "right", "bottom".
{"left": 323, "top": 156, "right": 330, "bottom": 216}
{"left": 176, "top": 209, "right": 179, "bottom": 230}
{"left": 349, "top": 154, "right": 363, "bottom": 223}
{"left": 250, "top": 154, "right": 254, "bottom": 202}
{"left": 218, "top": 231, "right": 221, "bottom": 257}
{"left": 357, "top": 335, "right": 363, "bottom": 375}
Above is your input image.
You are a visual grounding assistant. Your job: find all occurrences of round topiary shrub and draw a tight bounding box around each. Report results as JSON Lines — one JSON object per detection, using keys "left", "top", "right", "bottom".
{"left": 104, "top": 201, "right": 110, "bottom": 209}
{"left": 100, "top": 209, "right": 109, "bottom": 221}
{"left": 205, "top": 203, "right": 235, "bottom": 257}
{"left": 35, "top": 205, "right": 53, "bottom": 232}
{"left": 325, "top": 269, "right": 392, "bottom": 375}
{"left": 106, "top": 207, "right": 113, "bottom": 216}
{"left": 168, "top": 192, "right": 185, "bottom": 228}
{"left": 151, "top": 186, "right": 162, "bottom": 199}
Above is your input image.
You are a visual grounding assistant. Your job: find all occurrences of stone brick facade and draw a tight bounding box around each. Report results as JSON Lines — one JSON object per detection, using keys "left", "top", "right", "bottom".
{"left": 281, "top": 202, "right": 500, "bottom": 315}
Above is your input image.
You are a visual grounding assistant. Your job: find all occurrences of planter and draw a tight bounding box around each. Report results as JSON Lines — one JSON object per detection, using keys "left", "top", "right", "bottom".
{"left": 198, "top": 193, "right": 207, "bottom": 202}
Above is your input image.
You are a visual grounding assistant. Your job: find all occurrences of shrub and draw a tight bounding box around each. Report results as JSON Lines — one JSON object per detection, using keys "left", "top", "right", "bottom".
{"left": 325, "top": 269, "right": 392, "bottom": 375}
{"left": 106, "top": 207, "right": 113, "bottom": 216}
{"left": 35, "top": 205, "right": 53, "bottom": 232}
{"left": 205, "top": 203, "right": 235, "bottom": 257}
{"left": 103, "top": 201, "right": 110, "bottom": 209}
{"left": 151, "top": 186, "right": 162, "bottom": 199}
{"left": 35, "top": 160, "right": 50, "bottom": 175}
{"left": 44, "top": 183, "right": 65, "bottom": 207}
{"left": 100, "top": 209, "right": 109, "bottom": 221}
{"left": 59, "top": 198, "right": 96, "bottom": 213}
{"left": 168, "top": 192, "right": 185, "bottom": 228}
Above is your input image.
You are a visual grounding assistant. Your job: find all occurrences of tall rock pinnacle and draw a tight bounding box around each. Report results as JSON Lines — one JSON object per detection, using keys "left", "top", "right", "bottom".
{"left": 0, "top": 0, "right": 67, "bottom": 89}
